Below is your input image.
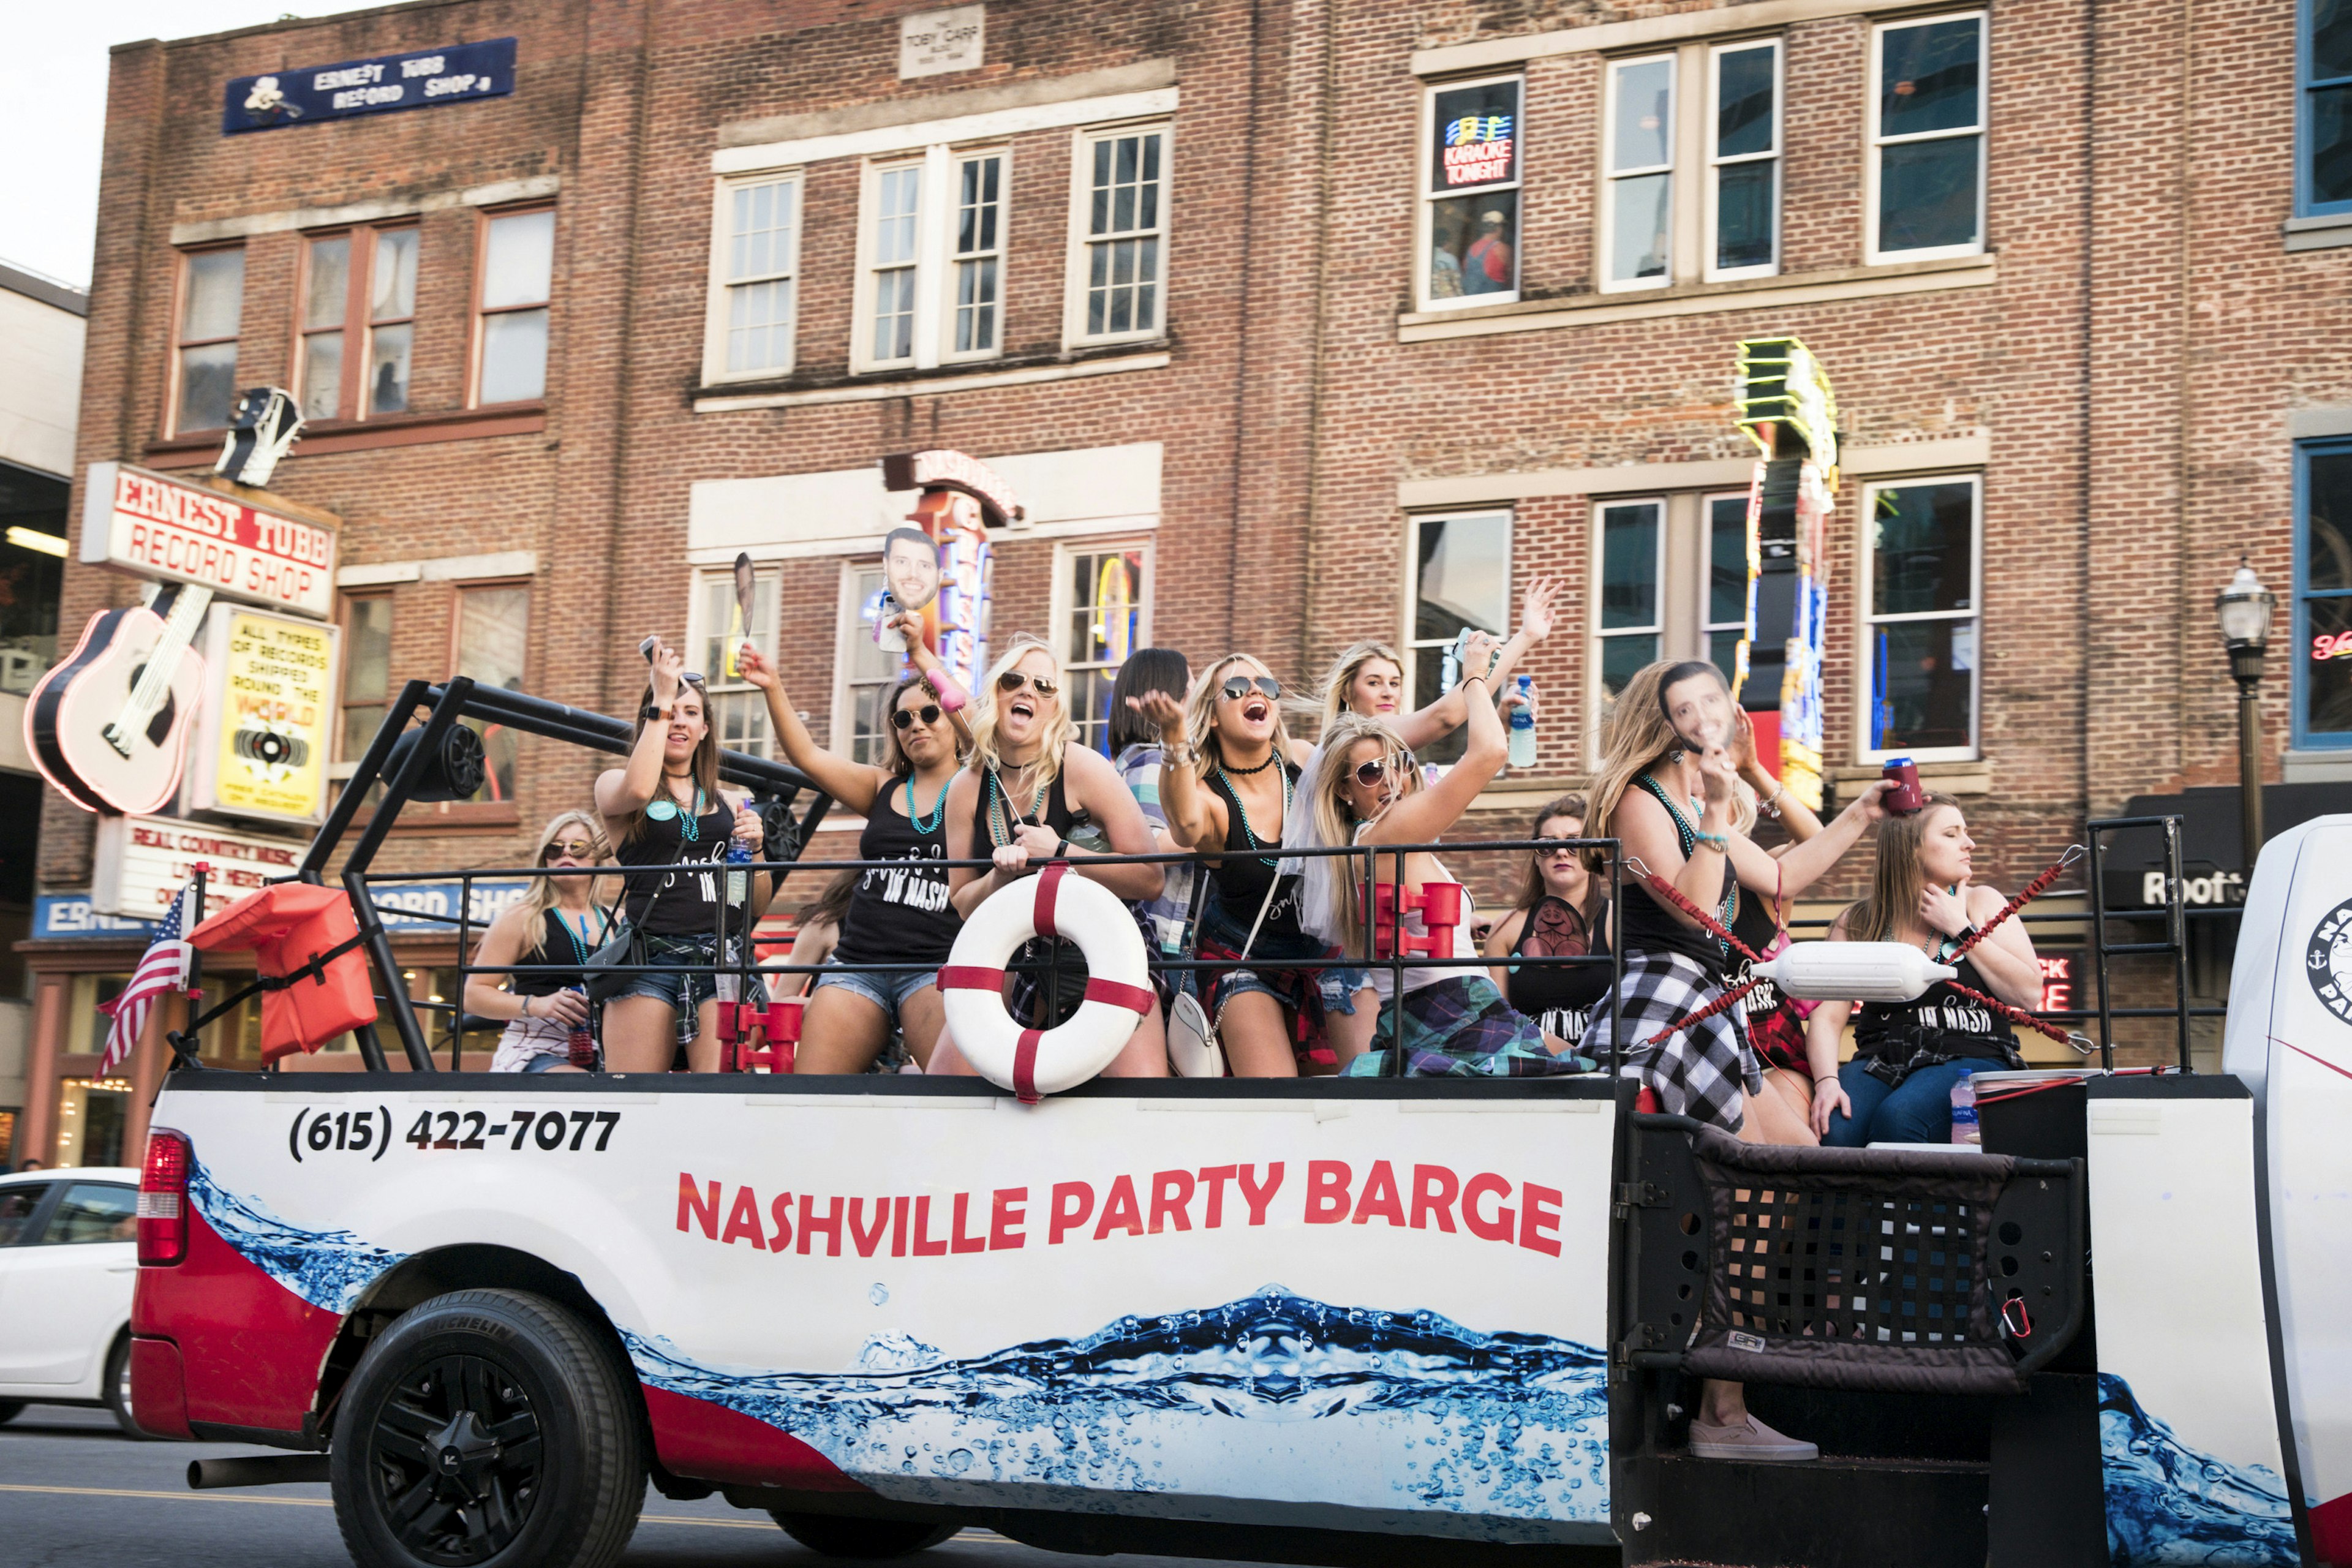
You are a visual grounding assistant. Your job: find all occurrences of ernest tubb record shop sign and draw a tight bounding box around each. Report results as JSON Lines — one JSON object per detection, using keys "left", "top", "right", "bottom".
{"left": 80, "top": 462, "right": 336, "bottom": 620}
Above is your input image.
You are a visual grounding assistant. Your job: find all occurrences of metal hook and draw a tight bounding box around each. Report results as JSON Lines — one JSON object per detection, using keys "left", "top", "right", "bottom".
{"left": 2058, "top": 844, "right": 2087, "bottom": 870}
{"left": 1624, "top": 856, "right": 1654, "bottom": 881}
{"left": 2065, "top": 1032, "right": 2097, "bottom": 1057}
{"left": 2000, "top": 1296, "right": 2034, "bottom": 1339}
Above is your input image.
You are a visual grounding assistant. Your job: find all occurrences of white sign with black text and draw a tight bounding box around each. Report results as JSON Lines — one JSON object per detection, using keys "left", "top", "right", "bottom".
{"left": 91, "top": 813, "right": 307, "bottom": 917}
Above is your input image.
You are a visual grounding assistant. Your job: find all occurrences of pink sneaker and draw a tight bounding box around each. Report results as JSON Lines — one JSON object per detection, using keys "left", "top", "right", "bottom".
{"left": 1687, "top": 1414, "right": 1819, "bottom": 1461}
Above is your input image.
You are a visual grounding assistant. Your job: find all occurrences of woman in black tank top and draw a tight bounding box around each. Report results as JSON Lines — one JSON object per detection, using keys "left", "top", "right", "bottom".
{"left": 1483, "top": 796, "right": 1611, "bottom": 1047}
{"left": 468, "top": 811, "right": 618, "bottom": 1073}
{"left": 741, "top": 647, "right": 964, "bottom": 1073}
{"left": 595, "top": 640, "right": 775, "bottom": 1073}
{"left": 1806, "top": 795, "right": 2046, "bottom": 1148}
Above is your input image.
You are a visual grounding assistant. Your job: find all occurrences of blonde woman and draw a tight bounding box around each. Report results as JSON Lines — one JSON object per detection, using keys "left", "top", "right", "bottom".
{"left": 594, "top": 636, "right": 776, "bottom": 1073}
{"left": 931, "top": 635, "right": 1168, "bottom": 1078}
{"left": 1130, "top": 653, "right": 1351, "bottom": 1074}
{"left": 470, "top": 811, "right": 616, "bottom": 1074}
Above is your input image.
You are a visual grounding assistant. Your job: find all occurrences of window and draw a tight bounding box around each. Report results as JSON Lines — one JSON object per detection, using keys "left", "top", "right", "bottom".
{"left": 453, "top": 583, "right": 530, "bottom": 802}
{"left": 866, "top": 162, "right": 924, "bottom": 367}
{"left": 952, "top": 153, "right": 1005, "bottom": 357}
{"left": 1408, "top": 511, "right": 1512, "bottom": 765}
{"left": 839, "top": 566, "right": 900, "bottom": 768}
{"left": 2302, "top": 0, "right": 2352, "bottom": 215}
{"left": 1596, "top": 500, "right": 1665, "bottom": 699}
{"left": 1059, "top": 544, "right": 1151, "bottom": 755}
{"left": 1604, "top": 56, "right": 1675, "bottom": 290}
{"left": 2294, "top": 440, "right": 2352, "bottom": 747}
{"left": 173, "top": 248, "right": 244, "bottom": 433}
{"left": 1422, "top": 76, "right": 1522, "bottom": 309}
{"left": 1862, "top": 476, "right": 1980, "bottom": 758}
{"left": 1869, "top": 15, "right": 1986, "bottom": 262}
{"left": 475, "top": 209, "right": 554, "bottom": 405}
{"left": 337, "top": 594, "right": 394, "bottom": 762}
{"left": 1707, "top": 42, "right": 1780, "bottom": 279}
{"left": 1072, "top": 124, "right": 1169, "bottom": 342}
{"left": 691, "top": 565, "right": 783, "bottom": 759}
{"left": 1706, "top": 489, "right": 1799, "bottom": 712}
{"left": 0, "top": 1183, "right": 46, "bottom": 1245}
{"left": 715, "top": 176, "right": 800, "bottom": 379}
{"left": 297, "top": 227, "right": 417, "bottom": 421}
{"left": 36, "top": 1183, "right": 135, "bottom": 1245}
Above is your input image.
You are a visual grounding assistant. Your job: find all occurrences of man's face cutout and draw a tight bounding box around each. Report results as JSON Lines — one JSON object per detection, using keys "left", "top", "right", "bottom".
{"left": 884, "top": 527, "right": 941, "bottom": 614}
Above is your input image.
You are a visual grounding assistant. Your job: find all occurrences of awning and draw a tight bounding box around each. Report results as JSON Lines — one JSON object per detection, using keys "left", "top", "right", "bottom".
{"left": 2100, "top": 783, "right": 2352, "bottom": 911}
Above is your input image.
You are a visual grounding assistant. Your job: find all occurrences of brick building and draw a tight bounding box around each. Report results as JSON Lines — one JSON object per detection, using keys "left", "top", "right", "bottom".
{"left": 17, "top": 0, "right": 2351, "bottom": 1159}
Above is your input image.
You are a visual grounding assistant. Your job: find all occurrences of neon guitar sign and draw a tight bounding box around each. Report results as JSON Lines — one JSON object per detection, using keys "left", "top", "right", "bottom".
{"left": 27, "top": 583, "right": 215, "bottom": 815}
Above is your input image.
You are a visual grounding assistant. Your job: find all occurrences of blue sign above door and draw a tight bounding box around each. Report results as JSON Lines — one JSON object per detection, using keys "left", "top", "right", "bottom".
{"left": 224, "top": 39, "right": 515, "bottom": 135}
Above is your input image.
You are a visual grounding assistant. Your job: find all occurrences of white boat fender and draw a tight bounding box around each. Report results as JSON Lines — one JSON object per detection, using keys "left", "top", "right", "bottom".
{"left": 938, "top": 862, "right": 1155, "bottom": 1102}
{"left": 1751, "top": 940, "right": 1955, "bottom": 1003}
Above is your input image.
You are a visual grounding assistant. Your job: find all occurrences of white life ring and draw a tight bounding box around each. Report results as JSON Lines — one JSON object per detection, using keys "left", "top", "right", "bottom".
{"left": 938, "top": 863, "right": 1154, "bottom": 1102}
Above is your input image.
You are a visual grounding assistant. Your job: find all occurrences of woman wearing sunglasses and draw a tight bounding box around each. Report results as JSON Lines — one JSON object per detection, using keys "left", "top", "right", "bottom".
{"left": 1128, "top": 654, "right": 1352, "bottom": 1075}
{"left": 737, "top": 647, "right": 963, "bottom": 1072}
{"left": 594, "top": 636, "right": 776, "bottom": 1072}
{"left": 932, "top": 635, "right": 1169, "bottom": 1077}
{"left": 470, "top": 811, "right": 616, "bottom": 1073}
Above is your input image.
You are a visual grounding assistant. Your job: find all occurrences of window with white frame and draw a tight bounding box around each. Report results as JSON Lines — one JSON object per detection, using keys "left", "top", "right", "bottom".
{"left": 1420, "top": 75, "right": 1522, "bottom": 309}
{"left": 475, "top": 209, "right": 554, "bottom": 405}
{"left": 1072, "top": 124, "right": 1169, "bottom": 342}
{"left": 952, "top": 152, "right": 1005, "bottom": 356}
{"left": 1595, "top": 500, "right": 1664, "bottom": 699}
{"left": 864, "top": 162, "right": 924, "bottom": 368}
{"left": 837, "top": 566, "right": 901, "bottom": 768}
{"left": 842, "top": 150, "right": 1011, "bottom": 373}
{"left": 1869, "top": 15, "right": 1986, "bottom": 262}
{"left": 1862, "top": 476, "right": 1980, "bottom": 758}
{"left": 711, "top": 176, "right": 800, "bottom": 380}
{"left": 1707, "top": 42, "right": 1780, "bottom": 279}
{"left": 1057, "top": 543, "right": 1151, "bottom": 755}
{"left": 1603, "top": 56, "right": 1675, "bottom": 290}
{"left": 689, "top": 565, "right": 783, "bottom": 760}
{"left": 1407, "top": 511, "right": 1512, "bottom": 766}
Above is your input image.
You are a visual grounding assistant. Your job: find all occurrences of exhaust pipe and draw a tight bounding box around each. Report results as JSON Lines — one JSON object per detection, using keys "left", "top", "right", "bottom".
{"left": 187, "top": 1454, "right": 332, "bottom": 1490}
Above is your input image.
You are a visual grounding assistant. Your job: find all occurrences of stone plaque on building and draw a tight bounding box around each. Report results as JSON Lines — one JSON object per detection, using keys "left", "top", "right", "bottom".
{"left": 899, "top": 6, "right": 984, "bottom": 78}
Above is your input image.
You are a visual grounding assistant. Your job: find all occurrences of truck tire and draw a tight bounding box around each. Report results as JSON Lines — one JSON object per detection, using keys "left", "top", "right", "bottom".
{"left": 331, "top": 1289, "right": 642, "bottom": 1568}
{"left": 104, "top": 1335, "right": 148, "bottom": 1438}
{"left": 770, "top": 1515, "right": 961, "bottom": 1558}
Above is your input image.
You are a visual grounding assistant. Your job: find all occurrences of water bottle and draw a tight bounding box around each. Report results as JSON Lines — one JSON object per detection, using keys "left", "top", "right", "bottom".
{"left": 1508, "top": 675, "right": 1537, "bottom": 769}
{"left": 1949, "top": 1065, "right": 1980, "bottom": 1145}
{"left": 564, "top": 989, "right": 595, "bottom": 1071}
{"left": 726, "top": 834, "right": 754, "bottom": 905}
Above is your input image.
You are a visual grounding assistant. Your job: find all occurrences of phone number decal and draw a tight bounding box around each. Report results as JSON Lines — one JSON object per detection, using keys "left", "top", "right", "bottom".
{"left": 288, "top": 1106, "right": 623, "bottom": 1160}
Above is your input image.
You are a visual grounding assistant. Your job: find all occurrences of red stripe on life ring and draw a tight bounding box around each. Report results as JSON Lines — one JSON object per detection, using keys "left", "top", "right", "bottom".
{"left": 936, "top": 965, "right": 1007, "bottom": 992}
{"left": 1035, "top": 861, "right": 1068, "bottom": 940}
{"left": 1013, "top": 1028, "right": 1042, "bottom": 1104}
{"left": 1083, "top": 977, "right": 1156, "bottom": 1015}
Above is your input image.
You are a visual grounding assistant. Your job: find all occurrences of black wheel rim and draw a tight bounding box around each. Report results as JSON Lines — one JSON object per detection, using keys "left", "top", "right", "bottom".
{"left": 369, "top": 1352, "right": 545, "bottom": 1566}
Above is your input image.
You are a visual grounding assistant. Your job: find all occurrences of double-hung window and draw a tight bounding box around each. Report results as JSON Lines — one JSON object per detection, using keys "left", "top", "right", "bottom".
{"left": 1420, "top": 76, "right": 1522, "bottom": 309}
{"left": 1869, "top": 14, "right": 1986, "bottom": 262}
{"left": 850, "top": 149, "right": 1008, "bottom": 372}
{"left": 453, "top": 582, "right": 530, "bottom": 802}
{"left": 691, "top": 564, "right": 783, "bottom": 759}
{"left": 475, "top": 209, "right": 554, "bottom": 405}
{"left": 1071, "top": 124, "right": 1168, "bottom": 342}
{"left": 2301, "top": 0, "right": 2352, "bottom": 215}
{"left": 838, "top": 565, "right": 900, "bottom": 768}
{"left": 1408, "top": 511, "right": 1513, "bottom": 766}
{"left": 173, "top": 248, "right": 244, "bottom": 434}
{"left": 952, "top": 153, "right": 1005, "bottom": 356}
{"left": 297, "top": 226, "right": 417, "bottom": 421}
{"left": 1058, "top": 544, "right": 1151, "bottom": 754}
{"left": 709, "top": 175, "right": 801, "bottom": 380}
{"left": 1604, "top": 57, "right": 1675, "bottom": 290}
{"left": 865, "top": 163, "right": 925, "bottom": 368}
{"left": 336, "top": 593, "right": 395, "bottom": 764}
{"left": 2294, "top": 440, "right": 2352, "bottom": 747}
{"left": 1861, "top": 476, "right": 1980, "bottom": 759}
{"left": 1707, "top": 42, "right": 1781, "bottom": 279}
{"left": 1596, "top": 500, "right": 1665, "bottom": 700}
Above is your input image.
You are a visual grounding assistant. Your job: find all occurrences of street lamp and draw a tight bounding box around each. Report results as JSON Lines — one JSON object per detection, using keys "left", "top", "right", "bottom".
{"left": 2215, "top": 557, "right": 2276, "bottom": 872}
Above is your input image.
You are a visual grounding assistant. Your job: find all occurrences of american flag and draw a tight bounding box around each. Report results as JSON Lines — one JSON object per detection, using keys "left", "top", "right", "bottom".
{"left": 100, "top": 882, "right": 194, "bottom": 1074}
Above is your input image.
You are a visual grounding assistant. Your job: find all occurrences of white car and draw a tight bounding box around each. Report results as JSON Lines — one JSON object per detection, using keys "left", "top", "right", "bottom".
{"left": 0, "top": 1167, "right": 142, "bottom": 1434}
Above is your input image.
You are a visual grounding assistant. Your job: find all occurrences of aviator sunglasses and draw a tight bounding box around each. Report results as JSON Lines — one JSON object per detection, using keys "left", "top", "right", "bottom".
{"left": 891, "top": 703, "right": 944, "bottom": 730}
{"left": 541, "top": 838, "right": 598, "bottom": 861}
{"left": 1221, "top": 675, "right": 1282, "bottom": 703}
{"left": 1352, "top": 756, "right": 1396, "bottom": 788}
{"left": 996, "top": 670, "right": 1061, "bottom": 699}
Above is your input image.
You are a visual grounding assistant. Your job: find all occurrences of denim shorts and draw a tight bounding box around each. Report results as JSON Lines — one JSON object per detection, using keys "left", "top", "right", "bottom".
{"left": 519, "top": 1052, "right": 573, "bottom": 1074}
{"left": 812, "top": 959, "right": 937, "bottom": 1019}
{"left": 610, "top": 933, "right": 766, "bottom": 1044}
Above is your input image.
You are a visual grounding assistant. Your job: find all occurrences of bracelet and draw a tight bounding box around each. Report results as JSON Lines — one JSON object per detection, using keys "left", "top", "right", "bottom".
{"left": 1692, "top": 829, "right": 1731, "bottom": 850}
{"left": 521, "top": 995, "right": 535, "bottom": 1020}
{"left": 1054, "top": 838, "right": 1071, "bottom": 859}
{"left": 1163, "top": 744, "right": 1195, "bottom": 768}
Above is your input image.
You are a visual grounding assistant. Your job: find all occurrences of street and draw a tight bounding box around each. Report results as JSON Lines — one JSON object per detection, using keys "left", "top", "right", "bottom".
{"left": 0, "top": 1406, "right": 1243, "bottom": 1568}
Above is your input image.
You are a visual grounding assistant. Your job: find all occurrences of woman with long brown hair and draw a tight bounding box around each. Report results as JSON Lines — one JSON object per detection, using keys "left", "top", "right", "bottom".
{"left": 1482, "top": 794, "right": 1608, "bottom": 1052}
{"left": 469, "top": 810, "right": 615, "bottom": 1073}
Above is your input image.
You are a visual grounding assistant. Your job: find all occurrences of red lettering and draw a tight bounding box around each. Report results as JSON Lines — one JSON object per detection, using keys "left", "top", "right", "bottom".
{"left": 950, "top": 1192, "right": 988, "bottom": 1254}
{"left": 990, "top": 1187, "right": 1027, "bottom": 1250}
{"left": 1518, "top": 1182, "right": 1563, "bottom": 1257}
{"left": 849, "top": 1197, "right": 890, "bottom": 1257}
{"left": 1049, "top": 1181, "right": 1093, "bottom": 1243}
{"left": 911, "top": 1195, "right": 949, "bottom": 1256}
{"left": 1351, "top": 1159, "right": 1406, "bottom": 1226}
{"left": 1411, "top": 1164, "right": 1460, "bottom": 1232}
{"left": 677, "top": 1173, "right": 721, "bottom": 1238}
{"left": 797, "top": 1193, "right": 843, "bottom": 1256}
{"left": 892, "top": 1194, "right": 910, "bottom": 1257}
{"left": 1093, "top": 1175, "right": 1144, "bottom": 1239}
{"left": 1237, "top": 1162, "right": 1284, "bottom": 1224}
{"left": 1305, "top": 1160, "right": 1352, "bottom": 1224}
{"left": 767, "top": 1191, "right": 794, "bottom": 1251}
{"left": 1196, "top": 1165, "right": 1237, "bottom": 1227}
{"left": 1149, "top": 1169, "right": 1195, "bottom": 1233}
{"left": 722, "top": 1186, "right": 767, "bottom": 1249}
{"left": 1463, "top": 1173, "right": 1515, "bottom": 1242}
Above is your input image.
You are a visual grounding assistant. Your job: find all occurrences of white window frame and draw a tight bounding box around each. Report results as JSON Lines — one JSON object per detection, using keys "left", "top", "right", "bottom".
{"left": 1589, "top": 497, "right": 1668, "bottom": 748}
{"left": 1064, "top": 120, "right": 1172, "bottom": 347}
{"left": 1415, "top": 72, "right": 1525, "bottom": 312}
{"left": 1404, "top": 509, "right": 1515, "bottom": 766}
{"left": 1864, "top": 12, "right": 1988, "bottom": 266}
{"left": 1050, "top": 540, "right": 1156, "bottom": 755}
{"left": 1857, "top": 472, "right": 1983, "bottom": 763}
{"left": 701, "top": 172, "right": 804, "bottom": 386}
{"left": 1704, "top": 40, "right": 1782, "bottom": 282}
{"left": 1600, "top": 54, "right": 1677, "bottom": 294}
{"left": 946, "top": 148, "right": 1009, "bottom": 363}
{"left": 853, "top": 157, "right": 930, "bottom": 374}
{"left": 682, "top": 562, "right": 785, "bottom": 761}
{"left": 831, "top": 561, "right": 899, "bottom": 769}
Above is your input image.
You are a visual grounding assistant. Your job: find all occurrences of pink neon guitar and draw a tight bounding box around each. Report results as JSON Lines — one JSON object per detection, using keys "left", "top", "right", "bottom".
{"left": 26, "top": 583, "right": 213, "bottom": 815}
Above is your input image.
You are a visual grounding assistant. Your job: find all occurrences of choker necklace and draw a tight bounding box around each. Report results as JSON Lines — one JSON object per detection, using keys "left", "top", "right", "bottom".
{"left": 1221, "top": 749, "right": 1280, "bottom": 775}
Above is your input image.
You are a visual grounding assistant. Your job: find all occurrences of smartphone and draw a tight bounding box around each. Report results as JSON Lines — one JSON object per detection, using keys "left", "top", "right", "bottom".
{"left": 872, "top": 590, "right": 906, "bottom": 653}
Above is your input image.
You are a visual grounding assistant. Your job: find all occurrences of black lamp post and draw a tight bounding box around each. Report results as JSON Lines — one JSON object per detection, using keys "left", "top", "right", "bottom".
{"left": 2215, "top": 557, "right": 2276, "bottom": 873}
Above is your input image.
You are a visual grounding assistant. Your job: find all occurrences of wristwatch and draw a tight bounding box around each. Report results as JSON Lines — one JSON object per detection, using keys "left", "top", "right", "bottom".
{"left": 643, "top": 702, "right": 673, "bottom": 722}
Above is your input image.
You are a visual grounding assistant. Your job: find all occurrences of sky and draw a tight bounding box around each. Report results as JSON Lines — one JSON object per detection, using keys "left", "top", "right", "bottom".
{"left": 1, "top": 4, "right": 351, "bottom": 290}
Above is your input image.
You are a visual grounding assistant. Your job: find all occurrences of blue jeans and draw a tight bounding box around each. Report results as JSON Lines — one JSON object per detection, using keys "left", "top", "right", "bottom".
{"left": 1822, "top": 1059, "right": 1973, "bottom": 1146}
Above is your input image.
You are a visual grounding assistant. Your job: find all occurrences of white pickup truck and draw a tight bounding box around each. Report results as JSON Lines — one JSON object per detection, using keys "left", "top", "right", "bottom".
{"left": 122, "top": 684, "right": 2347, "bottom": 1568}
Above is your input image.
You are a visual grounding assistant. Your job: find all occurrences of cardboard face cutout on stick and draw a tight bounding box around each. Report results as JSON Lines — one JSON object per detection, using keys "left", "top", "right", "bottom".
{"left": 877, "top": 451, "right": 1020, "bottom": 692}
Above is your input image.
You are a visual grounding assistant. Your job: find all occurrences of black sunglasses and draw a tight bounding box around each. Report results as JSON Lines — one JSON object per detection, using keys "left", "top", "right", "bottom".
{"left": 1221, "top": 676, "right": 1281, "bottom": 703}
{"left": 891, "top": 703, "right": 944, "bottom": 731}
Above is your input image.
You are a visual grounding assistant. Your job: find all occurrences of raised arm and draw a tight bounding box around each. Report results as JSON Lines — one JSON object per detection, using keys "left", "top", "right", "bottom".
{"left": 1394, "top": 576, "right": 1559, "bottom": 752}
{"left": 1363, "top": 660, "right": 1515, "bottom": 846}
{"left": 737, "top": 647, "right": 889, "bottom": 813}
{"left": 1127, "top": 690, "right": 1227, "bottom": 854}
{"left": 1732, "top": 707, "right": 1823, "bottom": 844}
{"left": 594, "top": 636, "right": 680, "bottom": 823}
{"left": 1744, "top": 776, "right": 1893, "bottom": 897}
{"left": 894, "top": 612, "right": 976, "bottom": 750}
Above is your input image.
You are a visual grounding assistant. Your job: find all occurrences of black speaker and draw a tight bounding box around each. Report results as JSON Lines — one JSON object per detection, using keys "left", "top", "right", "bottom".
{"left": 383, "top": 724, "right": 487, "bottom": 802}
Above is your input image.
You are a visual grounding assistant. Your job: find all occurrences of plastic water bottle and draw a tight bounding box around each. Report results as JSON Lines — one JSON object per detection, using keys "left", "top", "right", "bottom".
{"left": 1950, "top": 1065, "right": 1981, "bottom": 1145}
{"left": 726, "top": 835, "right": 754, "bottom": 905}
{"left": 565, "top": 989, "right": 595, "bottom": 1071}
{"left": 1508, "top": 675, "right": 1537, "bottom": 769}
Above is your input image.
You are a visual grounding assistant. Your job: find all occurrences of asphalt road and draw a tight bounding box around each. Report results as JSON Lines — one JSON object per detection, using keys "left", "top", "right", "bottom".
{"left": 0, "top": 1404, "right": 1242, "bottom": 1568}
